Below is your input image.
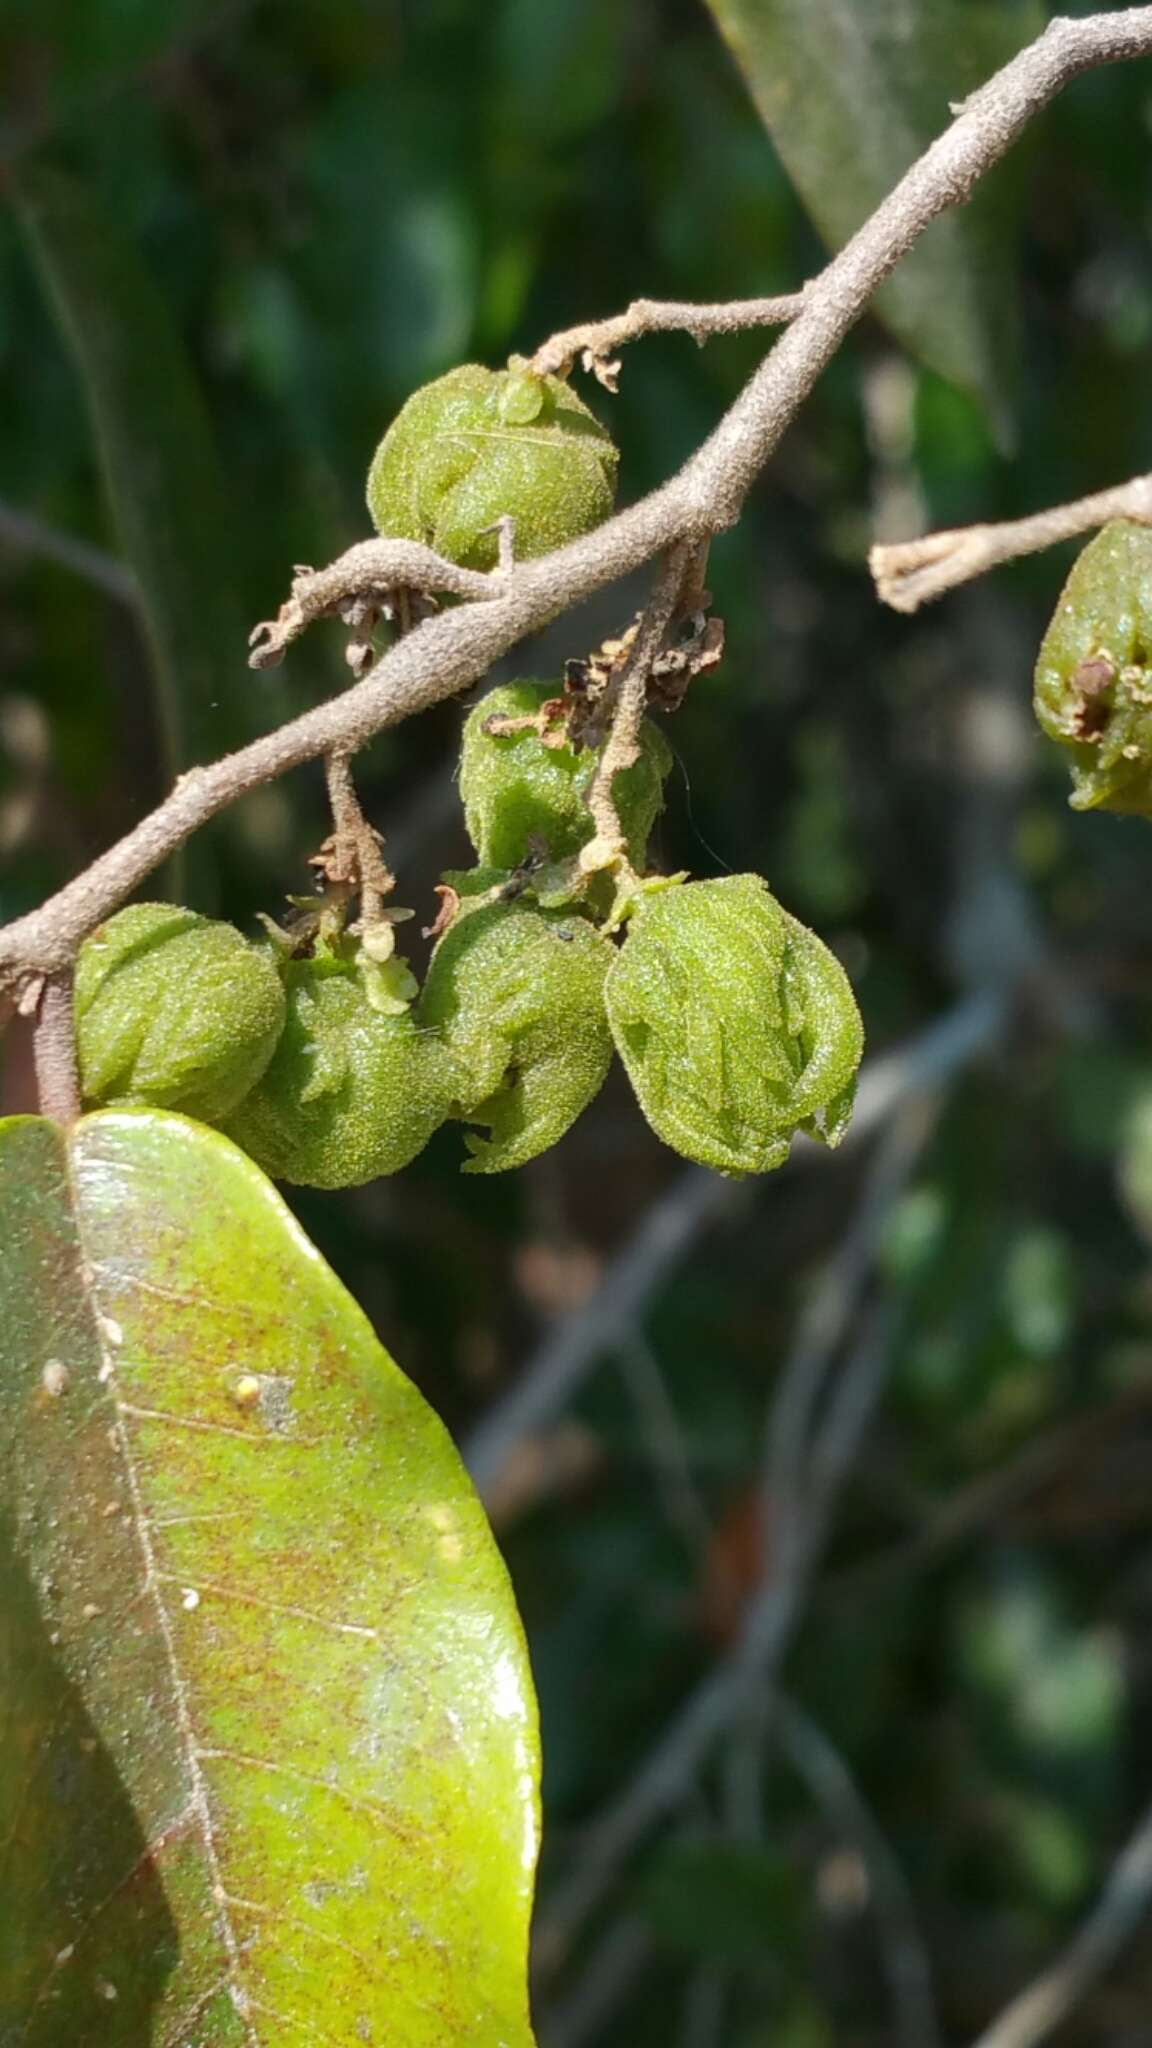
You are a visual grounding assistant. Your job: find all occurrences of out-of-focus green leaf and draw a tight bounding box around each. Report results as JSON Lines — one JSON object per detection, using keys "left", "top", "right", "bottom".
{"left": 11, "top": 162, "right": 248, "bottom": 774}
{"left": 0, "top": 1109, "right": 539, "bottom": 2045}
{"left": 639, "top": 1839, "right": 807, "bottom": 1962}
{"left": 701, "top": 0, "right": 1043, "bottom": 420}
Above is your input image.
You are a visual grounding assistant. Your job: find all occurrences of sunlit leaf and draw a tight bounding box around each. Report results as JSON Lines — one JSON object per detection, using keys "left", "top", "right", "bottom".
{"left": 701, "top": 0, "right": 1043, "bottom": 421}
{"left": 0, "top": 1109, "right": 539, "bottom": 2044}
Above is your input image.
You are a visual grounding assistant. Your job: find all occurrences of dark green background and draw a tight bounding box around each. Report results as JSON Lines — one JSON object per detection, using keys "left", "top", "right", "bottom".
{"left": 4, "top": 3, "right": 1152, "bottom": 2042}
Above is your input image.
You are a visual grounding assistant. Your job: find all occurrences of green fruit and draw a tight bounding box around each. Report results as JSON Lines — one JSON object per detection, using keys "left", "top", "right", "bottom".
{"left": 366, "top": 363, "right": 618, "bottom": 572}
{"left": 1034, "top": 519, "right": 1152, "bottom": 815}
{"left": 224, "top": 956, "right": 458, "bottom": 1188}
{"left": 75, "top": 902, "right": 286, "bottom": 1123}
{"left": 419, "top": 901, "right": 613, "bottom": 1173}
{"left": 604, "top": 875, "right": 863, "bottom": 1175}
{"left": 459, "top": 681, "right": 672, "bottom": 871}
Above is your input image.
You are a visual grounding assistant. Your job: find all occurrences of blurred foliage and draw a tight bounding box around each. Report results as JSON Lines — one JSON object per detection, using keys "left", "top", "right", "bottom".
{"left": 5, "top": 0, "right": 1152, "bottom": 2042}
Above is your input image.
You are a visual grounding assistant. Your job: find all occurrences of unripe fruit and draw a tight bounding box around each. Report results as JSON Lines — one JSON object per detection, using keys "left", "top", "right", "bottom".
{"left": 604, "top": 875, "right": 863, "bottom": 1175}
{"left": 1034, "top": 519, "right": 1152, "bottom": 815}
{"left": 418, "top": 901, "right": 613, "bottom": 1172}
{"left": 366, "top": 363, "right": 618, "bottom": 572}
{"left": 75, "top": 902, "right": 286, "bottom": 1124}
{"left": 459, "top": 681, "right": 672, "bottom": 872}
{"left": 223, "top": 956, "right": 458, "bottom": 1188}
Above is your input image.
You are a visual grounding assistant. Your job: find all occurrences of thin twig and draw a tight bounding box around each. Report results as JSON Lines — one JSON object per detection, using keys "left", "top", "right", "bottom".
{"left": 871, "top": 473, "right": 1152, "bottom": 614}
{"left": 535, "top": 1095, "right": 945, "bottom": 1989}
{"left": 0, "top": 498, "right": 140, "bottom": 608}
{"left": 4, "top": 10, "right": 1151, "bottom": 977}
{"left": 319, "top": 753, "right": 394, "bottom": 922}
{"left": 971, "top": 1793, "right": 1152, "bottom": 2048}
{"left": 531, "top": 291, "right": 810, "bottom": 386}
{"left": 582, "top": 544, "right": 692, "bottom": 876}
{"left": 32, "top": 972, "right": 80, "bottom": 1124}
{"left": 776, "top": 1693, "right": 941, "bottom": 2048}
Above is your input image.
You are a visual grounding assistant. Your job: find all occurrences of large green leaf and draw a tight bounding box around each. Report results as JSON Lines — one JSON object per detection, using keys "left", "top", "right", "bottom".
{"left": 0, "top": 1109, "right": 539, "bottom": 2045}
{"left": 702, "top": 0, "right": 1043, "bottom": 419}
{"left": 11, "top": 162, "right": 249, "bottom": 775}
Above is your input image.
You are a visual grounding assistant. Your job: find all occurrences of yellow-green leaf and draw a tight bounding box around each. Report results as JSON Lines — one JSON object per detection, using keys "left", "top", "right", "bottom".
{"left": 0, "top": 1109, "right": 539, "bottom": 2045}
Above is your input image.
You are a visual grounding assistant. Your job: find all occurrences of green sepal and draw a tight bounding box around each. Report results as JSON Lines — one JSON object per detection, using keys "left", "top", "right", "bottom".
{"left": 366, "top": 363, "right": 618, "bottom": 572}
{"left": 459, "top": 680, "right": 672, "bottom": 871}
{"left": 418, "top": 902, "right": 613, "bottom": 1173}
{"left": 75, "top": 902, "right": 286, "bottom": 1124}
{"left": 224, "top": 954, "right": 458, "bottom": 1187}
{"left": 1034, "top": 519, "right": 1152, "bottom": 815}
{"left": 604, "top": 874, "right": 864, "bottom": 1176}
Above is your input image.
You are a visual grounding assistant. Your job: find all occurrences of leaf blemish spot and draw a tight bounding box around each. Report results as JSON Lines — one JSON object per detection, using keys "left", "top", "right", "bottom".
{"left": 40, "top": 1358, "right": 69, "bottom": 1397}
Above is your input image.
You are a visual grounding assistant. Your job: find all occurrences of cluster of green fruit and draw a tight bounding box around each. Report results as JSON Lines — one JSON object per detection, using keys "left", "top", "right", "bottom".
{"left": 75, "top": 682, "right": 863, "bottom": 1188}
{"left": 74, "top": 360, "right": 864, "bottom": 1187}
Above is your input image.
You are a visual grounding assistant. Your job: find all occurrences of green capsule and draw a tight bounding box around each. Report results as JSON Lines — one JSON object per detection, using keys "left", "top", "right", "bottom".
{"left": 419, "top": 901, "right": 613, "bottom": 1173}
{"left": 604, "top": 875, "right": 863, "bottom": 1175}
{"left": 75, "top": 902, "right": 286, "bottom": 1124}
{"left": 1034, "top": 519, "right": 1152, "bottom": 815}
{"left": 223, "top": 955, "right": 458, "bottom": 1188}
{"left": 459, "top": 680, "right": 672, "bottom": 872}
{"left": 366, "top": 363, "right": 618, "bottom": 572}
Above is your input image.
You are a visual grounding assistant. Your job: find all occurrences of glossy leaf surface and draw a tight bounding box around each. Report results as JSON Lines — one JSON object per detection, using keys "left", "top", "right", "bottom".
{"left": 0, "top": 1110, "right": 539, "bottom": 2045}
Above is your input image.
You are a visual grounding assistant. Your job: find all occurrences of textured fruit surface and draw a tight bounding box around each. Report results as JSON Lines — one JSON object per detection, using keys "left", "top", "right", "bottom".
{"left": 75, "top": 902, "right": 286, "bottom": 1123}
{"left": 419, "top": 902, "right": 613, "bottom": 1172}
{"left": 460, "top": 681, "right": 672, "bottom": 871}
{"left": 1034, "top": 519, "right": 1152, "bottom": 815}
{"left": 605, "top": 874, "right": 863, "bottom": 1175}
{"left": 225, "top": 956, "right": 458, "bottom": 1187}
{"left": 366, "top": 364, "right": 617, "bottom": 571}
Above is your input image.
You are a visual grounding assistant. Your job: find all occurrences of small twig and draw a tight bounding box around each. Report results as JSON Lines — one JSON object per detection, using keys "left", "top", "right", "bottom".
{"left": 0, "top": 497, "right": 140, "bottom": 609}
{"left": 871, "top": 473, "right": 1152, "bottom": 614}
{"left": 247, "top": 538, "right": 499, "bottom": 670}
{"left": 582, "top": 544, "right": 692, "bottom": 878}
{"left": 971, "top": 1792, "right": 1152, "bottom": 2048}
{"left": 32, "top": 972, "right": 80, "bottom": 1124}
{"left": 318, "top": 753, "right": 393, "bottom": 922}
{"left": 775, "top": 1693, "right": 941, "bottom": 2048}
{"left": 531, "top": 291, "right": 810, "bottom": 386}
{"left": 616, "top": 1335, "right": 715, "bottom": 1560}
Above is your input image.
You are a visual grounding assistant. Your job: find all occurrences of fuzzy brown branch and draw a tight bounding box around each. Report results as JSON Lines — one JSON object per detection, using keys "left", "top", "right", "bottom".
{"left": 872, "top": 472, "right": 1152, "bottom": 613}
{"left": 32, "top": 972, "right": 80, "bottom": 1124}
{"left": 582, "top": 544, "right": 692, "bottom": 874}
{"left": 3, "top": 7, "right": 1152, "bottom": 981}
{"left": 247, "top": 538, "right": 500, "bottom": 670}
{"left": 530, "top": 291, "right": 810, "bottom": 387}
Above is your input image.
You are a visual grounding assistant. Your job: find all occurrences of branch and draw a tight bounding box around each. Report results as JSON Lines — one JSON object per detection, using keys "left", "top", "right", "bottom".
{"left": 871, "top": 472, "right": 1152, "bottom": 613}
{"left": 466, "top": 988, "right": 1004, "bottom": 1498}
{"left": 971, "top": 1793, "right": 1152, "bottom": 2048}
{"left": 246, "top": 537, "right": 500, "bottom": 670}
{"left": 582, "top": 543, "right": 692, "bottom": 877}
{"left": 530, "top": 291, "right": 810, "bottom": 387}
{"left": 4, "top": 8, "right": 1152, "bottom": 979}
{"left": 0, "top": 497, "right": 140, "bottom": 609}
{"left": 32, "top": 972, "right": 80, "bottom": 1123}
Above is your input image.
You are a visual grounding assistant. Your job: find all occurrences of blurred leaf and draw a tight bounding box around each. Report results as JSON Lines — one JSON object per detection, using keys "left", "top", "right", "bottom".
{"left": 0, "top": 1109, "right": 539, "bottom": 2044}
{"left": 639, "top": 1839, "right": 806, "bottom": 1963}
{"left": 11, "top": 160, "right": 248, "bottom": 776}
{"left": 700, "top": 0, "right": 1043, "bottom": 421}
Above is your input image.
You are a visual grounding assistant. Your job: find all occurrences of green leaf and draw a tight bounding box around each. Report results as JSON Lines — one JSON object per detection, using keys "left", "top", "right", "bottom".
{"left": 11, "top": 161, "right": 249, "bottom": 775}
{"left": 701, "top": 0, "right": 1042, "bottom": 420}
{"left": 0, "top": 1110, "right": 539, "bottom": 2045}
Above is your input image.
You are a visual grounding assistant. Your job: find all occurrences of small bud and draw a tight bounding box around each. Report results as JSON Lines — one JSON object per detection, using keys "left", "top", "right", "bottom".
{"left": 1034, "top": 519, "right": 1152, "bottom": 814}
{"left": 75, "top": 903, "right": 286, "bottom": 1124}
{"left": 459, "top": 681, "right": 672, "bottom": 872}
{"left": 366, "top": 363, "right": 618, "bottom": 572}
{"left": 418, "top": 902, "right": 613, "bottom": 1173}
{"left": 604, "top": 875, "right": 863, "bottom": 1175}
{"left": 224, "top": 956, "right": 458, "bottom": 1188}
